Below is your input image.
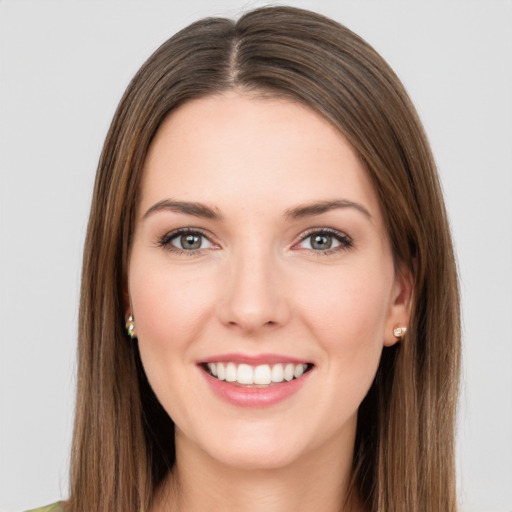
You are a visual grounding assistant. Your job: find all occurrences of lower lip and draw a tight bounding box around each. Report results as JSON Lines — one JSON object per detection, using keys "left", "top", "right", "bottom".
{"left": 200, "top": 367, "right": 312, "bottom": 408}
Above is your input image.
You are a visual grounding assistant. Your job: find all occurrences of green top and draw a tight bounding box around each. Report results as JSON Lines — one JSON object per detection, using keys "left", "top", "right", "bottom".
{"left": 26, "top": 503, "right": 62, "bottom": 512}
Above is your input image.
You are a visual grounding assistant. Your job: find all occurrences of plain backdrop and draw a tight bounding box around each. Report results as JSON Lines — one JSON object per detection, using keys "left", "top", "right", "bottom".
{"left": 1, "top": 1, "right": 511, "bottom": 511}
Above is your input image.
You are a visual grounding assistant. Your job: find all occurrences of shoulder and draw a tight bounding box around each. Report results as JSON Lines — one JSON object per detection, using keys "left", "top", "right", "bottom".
{"left": 25, "top": 503, "right": 63, "bottom": 512}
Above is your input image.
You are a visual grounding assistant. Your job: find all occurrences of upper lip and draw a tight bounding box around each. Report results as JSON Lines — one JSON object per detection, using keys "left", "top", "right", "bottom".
{"left": 198, "top": 353, "right": 312, "bottom": 365}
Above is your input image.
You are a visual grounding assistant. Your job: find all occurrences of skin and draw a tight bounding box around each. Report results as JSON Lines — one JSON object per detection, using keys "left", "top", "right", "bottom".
{"left": 127, "top": 91, "right": 412, "bottom": 512}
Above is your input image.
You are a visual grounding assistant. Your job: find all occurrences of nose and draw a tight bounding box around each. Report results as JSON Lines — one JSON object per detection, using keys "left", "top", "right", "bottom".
{"left": 218, "top": 244, "right": 290, "bottom": 334}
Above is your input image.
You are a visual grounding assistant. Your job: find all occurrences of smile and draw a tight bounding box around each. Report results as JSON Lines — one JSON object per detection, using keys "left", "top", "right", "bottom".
{"left": 199, "top": 356, "right": 314, "bottom": 407}
{"left": 203, "top": 362, "right": 313, "bottom": 386}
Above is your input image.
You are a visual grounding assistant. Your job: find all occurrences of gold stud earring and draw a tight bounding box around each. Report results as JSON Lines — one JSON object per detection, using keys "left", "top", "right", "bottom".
{"left": 393, "top": 326, "right": 407, "bottom": 339}
{"left": 126, "top": 315, "right": 136, "bottom": 339}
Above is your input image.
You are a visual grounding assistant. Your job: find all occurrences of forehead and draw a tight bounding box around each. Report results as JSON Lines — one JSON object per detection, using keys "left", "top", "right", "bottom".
{"left": 139, "top": 92, "right": 383, "bottom": 223}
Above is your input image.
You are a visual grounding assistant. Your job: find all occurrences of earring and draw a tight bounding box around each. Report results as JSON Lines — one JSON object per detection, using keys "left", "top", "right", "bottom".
{"left": 393, "top": 326, "right": 407, "bottom": 339}
{"left": 126, "top": 315, "right": 136, "bottom": 339}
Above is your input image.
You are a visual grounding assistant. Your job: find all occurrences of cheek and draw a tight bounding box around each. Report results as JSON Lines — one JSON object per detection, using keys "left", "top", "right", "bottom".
{"left": 134, "top": 261, "right": 209, "bottom": 330}
{"left": 304, "top": 262, "right": 390, "bottom": 327}
{"left": 298, "top": 259, "right": 393, "bottom": 378}
{"left": 128, "top": 258, "right": 217, "bottom": 369}
{"left": 128, "top": 260, "right": 220, "bottom": 423}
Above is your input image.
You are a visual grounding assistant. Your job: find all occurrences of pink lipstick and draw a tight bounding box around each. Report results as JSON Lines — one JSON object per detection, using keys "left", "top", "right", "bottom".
{"left": 197, "top": 354, "right": 313, "bottom": 408}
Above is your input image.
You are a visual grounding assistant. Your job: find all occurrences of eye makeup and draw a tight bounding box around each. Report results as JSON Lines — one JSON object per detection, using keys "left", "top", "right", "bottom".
{"left": 156, "top": 226, "right": 353, "bottom": 257}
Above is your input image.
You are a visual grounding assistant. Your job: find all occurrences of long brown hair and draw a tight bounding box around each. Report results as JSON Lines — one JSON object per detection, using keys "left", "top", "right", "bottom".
{"left": 68, "top": 6, "right": 460, "bottom": 512}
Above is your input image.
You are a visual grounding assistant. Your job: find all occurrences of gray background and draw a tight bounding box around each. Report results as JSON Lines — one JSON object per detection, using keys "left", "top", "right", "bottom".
{"left": 1, "top": 1, "right": 511, "bottom": 511}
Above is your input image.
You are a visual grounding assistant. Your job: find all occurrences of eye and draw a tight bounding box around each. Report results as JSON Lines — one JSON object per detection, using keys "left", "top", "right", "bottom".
{"left": 158, "top": 228, "right": 216, "bottom": 254}
{"left": 295, "top": 228, "right": 352, "bottom": 254}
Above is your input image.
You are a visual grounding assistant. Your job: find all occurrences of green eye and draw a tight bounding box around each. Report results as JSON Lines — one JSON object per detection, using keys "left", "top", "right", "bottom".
{"left": 310, "top": 234, "right": 335, "bottom": 250}
{"left": 296, "top": 229, "right": 352, "bottom": 253}
{"left": 175, "top": 233, "right": 204, "bottom": 250}
{"left": 158, "top": 229, "right": 215, "bottom": 254}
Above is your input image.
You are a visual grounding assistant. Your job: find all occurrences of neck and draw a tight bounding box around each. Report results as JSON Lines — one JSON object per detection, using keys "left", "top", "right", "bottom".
{"left": 154, "top": 424, "right": 363, "bottom": 512}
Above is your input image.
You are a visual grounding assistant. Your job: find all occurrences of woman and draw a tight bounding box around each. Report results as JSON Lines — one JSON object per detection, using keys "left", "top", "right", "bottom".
{"left": 33, "top": 5, "right": 460, "bottom": 512}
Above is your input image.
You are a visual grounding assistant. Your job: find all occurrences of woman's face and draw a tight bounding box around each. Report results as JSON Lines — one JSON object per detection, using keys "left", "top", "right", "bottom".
{"left": 128, "top": 92, "right": 410, "bottom": 470}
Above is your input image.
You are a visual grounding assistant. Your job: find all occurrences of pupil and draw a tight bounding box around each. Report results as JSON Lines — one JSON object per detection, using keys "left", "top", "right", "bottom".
{"left": 312, "top": 234, "right": 331, "bottom": 250}
{"left": 181, "top": 234, "right": 201, "bottom": 250}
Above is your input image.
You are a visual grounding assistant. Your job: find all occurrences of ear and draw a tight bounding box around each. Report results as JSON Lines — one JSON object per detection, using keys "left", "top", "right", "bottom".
{"left": 383, "top": 265, "right": 413, "bottom": 347}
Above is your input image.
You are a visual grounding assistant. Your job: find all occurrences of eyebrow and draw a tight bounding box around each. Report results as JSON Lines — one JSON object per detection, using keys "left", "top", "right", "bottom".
{"left": 143, "top": 199, "right": 223, "bottom": 220}
{"left": 143, "top": 198, "right": 371, "bottom": 222}
{"left": 284, "top": 199, "right": 372, "bottom": 221}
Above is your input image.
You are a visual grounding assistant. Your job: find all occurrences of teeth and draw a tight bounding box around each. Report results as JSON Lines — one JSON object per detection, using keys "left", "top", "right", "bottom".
{"left": 205, "top": 362, "right": 309, "bottom": 385}
{"left": 254, "top": 365, "right": 272, "bottom": 385}
{"left": 294, "top": 364, "right": 305, "bottom": 378}
{"left": 271, "top": 364, "right": 284, "bottom": 383}
{"left": 237, "top": 364, "right": 253, "bottom": 384}
{"left": 207, "top": 362, "right": 217, "bottom": 377}
{"left": 284, "top": 363, "right": 295, "bottom": 381}
{"left": 225, "top": 362, "right": 237, "bottom": 382}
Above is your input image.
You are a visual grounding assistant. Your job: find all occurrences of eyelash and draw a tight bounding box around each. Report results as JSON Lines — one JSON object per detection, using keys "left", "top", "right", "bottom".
{"left": 296, "top": 227, "right": 353, "bottom": 255}
{"left": 156, "top": 228, "right": 214, "bottom": 257}
{"left": 156, "top": 227, "right": 353, "bottom": 256}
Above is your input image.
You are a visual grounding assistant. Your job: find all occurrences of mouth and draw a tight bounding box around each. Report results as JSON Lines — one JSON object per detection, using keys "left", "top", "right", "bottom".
{"left": 200, "top": 361, "right": 314, "bottom": 387}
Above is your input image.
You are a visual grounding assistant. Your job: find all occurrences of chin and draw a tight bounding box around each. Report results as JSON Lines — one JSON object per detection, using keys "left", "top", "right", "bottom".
{"left": 206, "top": 438, "right": 306, "bottom": 471}
{"left": 175, "top": 416, "right": 314, "bottom": 471}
